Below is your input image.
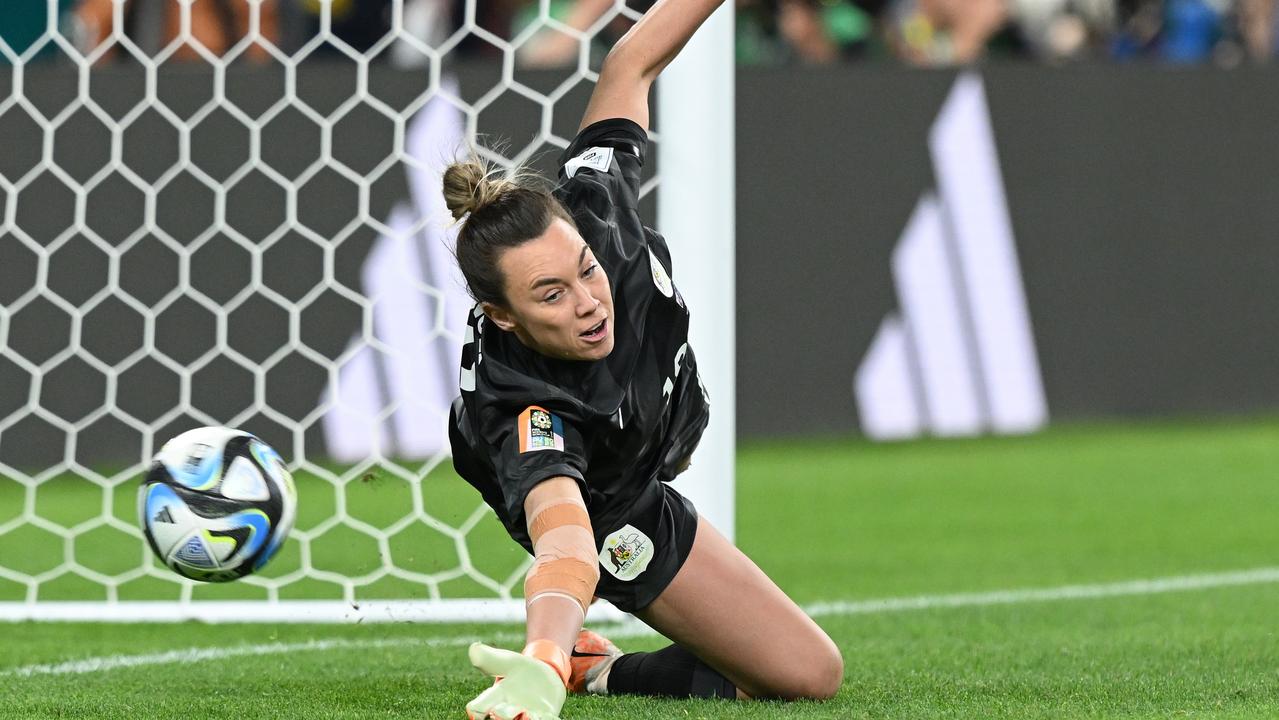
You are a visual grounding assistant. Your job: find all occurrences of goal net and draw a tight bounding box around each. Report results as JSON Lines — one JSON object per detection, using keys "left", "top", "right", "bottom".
{"left": 0, "top": 0, "right": 733, "bottom": 622}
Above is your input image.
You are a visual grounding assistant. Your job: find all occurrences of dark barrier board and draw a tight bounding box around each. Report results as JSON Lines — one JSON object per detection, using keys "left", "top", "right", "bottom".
{"left": 737, "top": 66, "right": 1279, "bottom": 437}
{"left": 735, "top": 67, "right": 957, "bottom": 436}
{"left": 987, "top": 67, "right": 1279, "bottom": 421}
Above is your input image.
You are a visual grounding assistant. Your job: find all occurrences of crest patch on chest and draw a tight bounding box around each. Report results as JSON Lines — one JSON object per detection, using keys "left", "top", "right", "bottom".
{"left": 648, "top": 248, "right": 674, "bottom": 298}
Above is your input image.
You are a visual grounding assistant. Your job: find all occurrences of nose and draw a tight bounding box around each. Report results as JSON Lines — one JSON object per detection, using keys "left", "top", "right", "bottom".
{"left": 575, "top": 287, "right": 601, "bottom": 317}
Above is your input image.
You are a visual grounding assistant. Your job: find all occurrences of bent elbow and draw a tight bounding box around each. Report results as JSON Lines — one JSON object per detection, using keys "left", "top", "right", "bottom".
{"left": 600, "top": 42, "right": 660, "bottom": 88}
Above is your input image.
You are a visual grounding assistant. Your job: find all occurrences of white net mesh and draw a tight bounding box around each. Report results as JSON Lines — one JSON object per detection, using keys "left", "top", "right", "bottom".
{"left": 0, "top": 0, "right": 658, "bottom": 615}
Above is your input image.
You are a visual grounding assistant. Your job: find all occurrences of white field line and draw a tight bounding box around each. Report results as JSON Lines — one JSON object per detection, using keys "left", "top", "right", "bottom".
{"left": 0, "top": 634, "right": 517, "bottom": 679}
{"left": 802, "top": 566, "right": 1279, "bottom": 617}
{"left": 6, "top": 567, "right": 1279, "bottom": 679}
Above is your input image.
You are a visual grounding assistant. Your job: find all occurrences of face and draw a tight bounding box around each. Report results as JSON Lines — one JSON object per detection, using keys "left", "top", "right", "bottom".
{"left": 483, "top": 217, "right": 615, "bottom": 361}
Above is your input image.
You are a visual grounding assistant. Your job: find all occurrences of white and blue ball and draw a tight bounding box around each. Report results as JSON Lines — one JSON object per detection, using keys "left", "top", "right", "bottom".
{"left": 139, "top": 427, "right": 297, "bottom": 582}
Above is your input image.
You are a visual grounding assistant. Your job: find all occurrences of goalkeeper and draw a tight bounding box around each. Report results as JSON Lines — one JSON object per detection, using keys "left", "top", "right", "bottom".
{"left": 446, "top": 0, "right": 843, "bottom": 716}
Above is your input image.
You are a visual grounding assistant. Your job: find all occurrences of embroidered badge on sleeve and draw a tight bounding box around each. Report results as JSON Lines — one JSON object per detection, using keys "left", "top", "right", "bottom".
{"left": 518, "top": 406, "right": 565, "bottom": 453}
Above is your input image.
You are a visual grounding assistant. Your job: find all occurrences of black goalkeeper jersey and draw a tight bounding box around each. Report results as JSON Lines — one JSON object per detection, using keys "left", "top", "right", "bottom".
{"left": 450, "top": 117, "right": 710, "bottom": 548}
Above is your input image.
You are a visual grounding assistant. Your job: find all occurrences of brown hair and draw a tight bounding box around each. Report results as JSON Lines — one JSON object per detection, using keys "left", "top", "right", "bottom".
{"left": 442, "top": 160, "right": 576, "bottom": 307}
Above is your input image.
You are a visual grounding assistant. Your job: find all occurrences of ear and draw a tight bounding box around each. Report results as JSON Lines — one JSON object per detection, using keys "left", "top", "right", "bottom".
{"left": 481, "top": 302, "right": 518, "bottom": 332}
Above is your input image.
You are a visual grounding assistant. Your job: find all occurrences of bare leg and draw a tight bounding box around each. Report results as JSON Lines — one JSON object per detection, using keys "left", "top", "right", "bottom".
{"left": 633, "top": 516, "right": 843, "bottom": 700}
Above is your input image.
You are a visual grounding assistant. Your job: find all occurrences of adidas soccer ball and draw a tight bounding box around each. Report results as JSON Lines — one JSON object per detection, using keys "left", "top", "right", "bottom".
{"left": 139, "top": 427, "right": 297, "bottom": 582}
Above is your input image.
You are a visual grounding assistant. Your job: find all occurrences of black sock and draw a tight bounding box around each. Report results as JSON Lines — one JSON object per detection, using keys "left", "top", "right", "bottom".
{"left": 605, "top": 643, "right": 737, "bottom": 699}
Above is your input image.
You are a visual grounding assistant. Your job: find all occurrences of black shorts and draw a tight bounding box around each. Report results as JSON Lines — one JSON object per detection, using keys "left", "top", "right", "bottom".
{"left": 588, "top": 481, "right": 699, "bottom": 613}
{"left": 475, "top": 476, "right": 698, "bottom": 614}
{"left": 449, "top": 402, "right": 699, "bottom": 614}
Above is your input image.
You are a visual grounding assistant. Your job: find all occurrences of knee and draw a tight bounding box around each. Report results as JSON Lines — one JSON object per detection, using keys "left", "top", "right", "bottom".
{"left": 796, "top": 639, "right": 843, "bottom": 701}
{"left": 764, "top": 636, "right": 843, "bottom": 701}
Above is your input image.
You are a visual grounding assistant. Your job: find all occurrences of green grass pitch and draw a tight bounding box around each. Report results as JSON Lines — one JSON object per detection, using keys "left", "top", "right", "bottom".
{"left": 4, "top": 418, "right": 1279, "bottom": 718}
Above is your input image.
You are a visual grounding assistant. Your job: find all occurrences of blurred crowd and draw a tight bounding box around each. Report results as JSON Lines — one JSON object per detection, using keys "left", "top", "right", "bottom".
{"left": 3, "top": 0, "right": 1276, "bottom": 66}
{"left": 753, "top": 0, "right": 1279, "bottom": 64}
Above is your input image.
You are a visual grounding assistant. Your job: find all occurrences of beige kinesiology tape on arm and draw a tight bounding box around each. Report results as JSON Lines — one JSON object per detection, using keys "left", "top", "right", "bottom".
{"left": 523, "top": 496, "right": 599, "bottom": 615}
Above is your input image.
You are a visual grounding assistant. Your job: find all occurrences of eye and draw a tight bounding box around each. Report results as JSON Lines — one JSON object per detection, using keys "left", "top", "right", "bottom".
{"left": 583, "top": 263, "right": 598, "bottom": 278}
{"left": 544, "top": 290, "right": 563, "bottom": 304}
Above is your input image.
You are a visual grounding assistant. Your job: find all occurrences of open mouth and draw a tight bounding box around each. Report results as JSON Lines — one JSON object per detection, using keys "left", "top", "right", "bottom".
{"left": 580, "top": 318, "right": 608, "bottom": 342}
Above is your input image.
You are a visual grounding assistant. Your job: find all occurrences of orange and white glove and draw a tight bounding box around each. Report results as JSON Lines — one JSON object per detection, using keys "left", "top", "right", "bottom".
{"left": 465, "top": 640, "right": 569, "bottom": 720}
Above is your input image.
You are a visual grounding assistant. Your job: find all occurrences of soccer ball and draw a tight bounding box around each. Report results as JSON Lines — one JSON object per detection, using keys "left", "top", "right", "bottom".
{"left": 139, "top": 427, "right": 297, "bottom": 583}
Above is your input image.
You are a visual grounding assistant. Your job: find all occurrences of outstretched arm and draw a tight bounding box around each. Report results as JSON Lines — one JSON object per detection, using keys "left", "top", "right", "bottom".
{"left": 521, "top": 476, "right": 598, "bottom": 652}
{"left": 580, "top": 0, "right": 729, "bottom": 132}
{"left": 466, "top": 477, "right": 597, "bottom": 720}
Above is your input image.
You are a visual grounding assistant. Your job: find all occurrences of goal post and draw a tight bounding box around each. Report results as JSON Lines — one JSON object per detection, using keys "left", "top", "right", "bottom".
{"left": 659, "top": 4, "right": 735, "bottom": 541}
{"left": 0, "top": 0, "right": 735, "bottom": 623}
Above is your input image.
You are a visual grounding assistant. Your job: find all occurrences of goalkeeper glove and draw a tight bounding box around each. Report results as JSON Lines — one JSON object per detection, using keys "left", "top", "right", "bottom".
{"left": 466, "top": 640, "right": 569, "bottom": 720}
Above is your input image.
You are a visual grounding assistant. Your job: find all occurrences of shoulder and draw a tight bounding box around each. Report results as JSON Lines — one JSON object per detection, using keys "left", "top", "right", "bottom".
{"left": 556, "top": 118, "right": 649, "bottom": 211}
{"left": 559, "top": 117, "right": 648, "bottom": 170}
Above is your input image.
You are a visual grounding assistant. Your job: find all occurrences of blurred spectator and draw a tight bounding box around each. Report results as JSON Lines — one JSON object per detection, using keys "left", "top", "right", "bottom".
{"left": 1012, "top": 0, "right": 1116, "bottom": 60}
{"left": 776, "top": 0, "right": 875, "bottom": 62}
{"left": 692, "top": 0, "right": 879, "bottom": 64}
{"left": 1238, "top": 0, "right": 1276, "bottom": 57}
{"left": 1111, "top": 0, "right": 1220, "bottom": 60}
{"left": 0, "top": 1, "right": 80, "bottom": 62}
{"left": 9, "top": 0, "right": 1268, "bottom": 68}
{"left": 884, "top": 0, "right": 1012, "bottom": 64}
{"left": 730, "top": 0, "right": 1276, "bottom": 62}
{"left": 1109, "top": 0, "right": 1275, "bottom": 62}
{"left": 509, "top": 0, "right": 654, "bottom": 67}
{"left": 76, "top": 0, "right": 279, "bottom": 61}
{"left": 454, "top": 0, "right": 533, "bottom": 59}
{"left": 737, "top": 0, "right": 793, "bottom": 62}
{"left": 289, "top": 0, "right": 395, "bottom": 53}
{"left": 514, "top": 0, "right": 613, "bottom": 67}
{"left": 279, "top": 0, "right": 448, "bottom": 59}
{"left": 69, "top": 0, "right": 460, "bottom": 65}
{"left": 776, "top": 0, "right": 843, "bottom": 61}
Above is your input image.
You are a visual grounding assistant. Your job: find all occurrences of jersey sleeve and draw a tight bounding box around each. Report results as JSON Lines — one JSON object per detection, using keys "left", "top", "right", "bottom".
{"left": 491, "top": 404, "right": 590, "bottom": 524}
{"left": 557, "top": 117, "right": 649, "bottom": 222}
{"left": 555, "top": 118, "right": 652, "bottom": 277}
{"left": 558, "top": 117, "right": 647, "bottom": 207}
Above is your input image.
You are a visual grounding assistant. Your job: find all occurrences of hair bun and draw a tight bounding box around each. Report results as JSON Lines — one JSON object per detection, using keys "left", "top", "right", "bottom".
{"left": 443, "top": 160, "right": 518, "bottom": 221}
{"left": 442, "top": 161, "right": 486, "bottom": 220}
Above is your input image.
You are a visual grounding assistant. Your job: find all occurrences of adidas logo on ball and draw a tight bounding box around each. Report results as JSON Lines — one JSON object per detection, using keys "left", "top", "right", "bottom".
{"left": 139, "top": 427, "right": 298, "bottom": 583}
